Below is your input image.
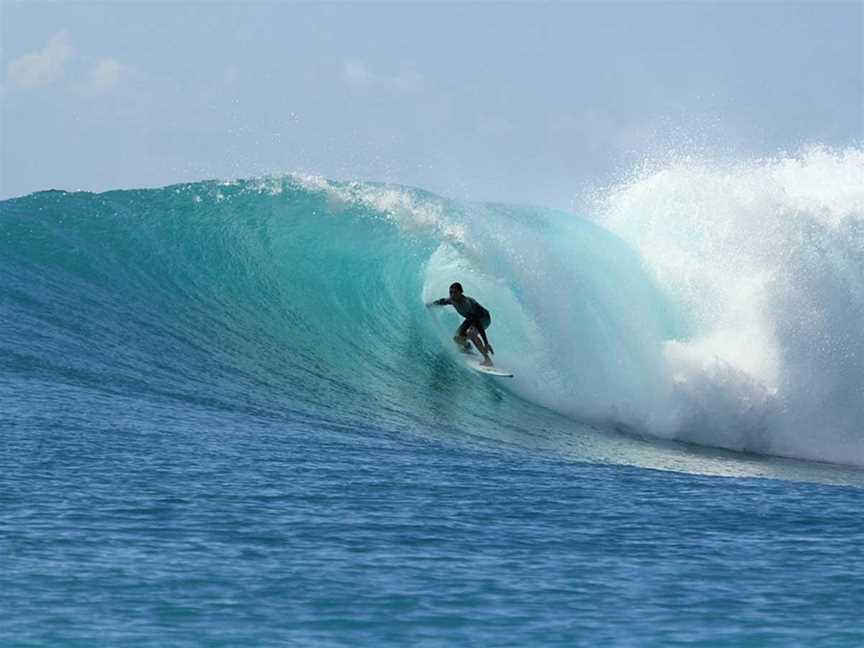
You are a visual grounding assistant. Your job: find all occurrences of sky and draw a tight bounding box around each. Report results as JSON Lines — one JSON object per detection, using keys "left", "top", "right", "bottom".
{"left": 1, "top": 1, "right": 862, "bottom": 207}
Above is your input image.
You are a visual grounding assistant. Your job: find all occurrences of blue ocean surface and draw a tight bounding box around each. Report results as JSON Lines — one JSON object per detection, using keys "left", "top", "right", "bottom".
{"left": 2, "top": 153, "right": 863, "bottom": 646}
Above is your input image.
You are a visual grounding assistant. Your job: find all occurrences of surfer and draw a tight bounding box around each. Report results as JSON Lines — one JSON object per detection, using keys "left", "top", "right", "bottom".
{"left": 427, "top": 282, "right": 495, "bottom": 366}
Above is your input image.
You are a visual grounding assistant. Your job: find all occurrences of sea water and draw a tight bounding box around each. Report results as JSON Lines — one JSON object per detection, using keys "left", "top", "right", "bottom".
{"left": 2, "top": 147, "right": 863, "bottom": 645}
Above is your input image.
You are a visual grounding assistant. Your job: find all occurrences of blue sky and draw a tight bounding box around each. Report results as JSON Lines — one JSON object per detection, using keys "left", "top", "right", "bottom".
{"left": 1, "top": 2, "right": 862, "bottom": 206}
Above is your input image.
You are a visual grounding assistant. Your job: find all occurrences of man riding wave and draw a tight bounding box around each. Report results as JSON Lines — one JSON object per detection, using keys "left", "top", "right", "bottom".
{"left": 427, "top": 282, "right": 495, "bottom": 366}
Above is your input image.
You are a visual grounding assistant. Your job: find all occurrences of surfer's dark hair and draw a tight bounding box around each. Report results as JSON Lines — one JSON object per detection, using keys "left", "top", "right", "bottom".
{"left": 449, "top": 282, "right": 463, "bottom": 293}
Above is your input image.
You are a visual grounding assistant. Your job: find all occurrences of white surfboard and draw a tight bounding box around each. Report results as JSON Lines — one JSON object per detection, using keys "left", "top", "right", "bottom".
{"left": 465, "top": 357, "right": 514, "bottom": 378}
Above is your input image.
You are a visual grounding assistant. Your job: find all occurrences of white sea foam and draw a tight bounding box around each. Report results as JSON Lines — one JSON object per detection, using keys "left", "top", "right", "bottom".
{"left": 595, "top": 146, "right": 864, "bottom": 464}
{"left": 288, "top": 173, "right": 470, "bottom": 246}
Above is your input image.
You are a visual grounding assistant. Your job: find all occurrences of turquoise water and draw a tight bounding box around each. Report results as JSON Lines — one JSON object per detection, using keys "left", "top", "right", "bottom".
{"left": 2, "top": 160, "right": 864, "bottom": 645}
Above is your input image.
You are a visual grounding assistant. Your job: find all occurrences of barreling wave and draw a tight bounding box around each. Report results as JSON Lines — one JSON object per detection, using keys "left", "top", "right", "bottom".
{"left": 2, "top": 146, "right": 862, "bottom": 466}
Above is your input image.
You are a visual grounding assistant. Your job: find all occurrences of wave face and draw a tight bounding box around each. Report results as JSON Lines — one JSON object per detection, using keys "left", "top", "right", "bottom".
{"left": 2, "top": 147, "right": 862, "bottom": 466}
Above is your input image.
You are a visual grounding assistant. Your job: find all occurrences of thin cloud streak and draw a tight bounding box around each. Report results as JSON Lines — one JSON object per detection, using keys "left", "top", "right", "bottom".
{"left": 7, "top": 30, "right": 73, "bottom": 89}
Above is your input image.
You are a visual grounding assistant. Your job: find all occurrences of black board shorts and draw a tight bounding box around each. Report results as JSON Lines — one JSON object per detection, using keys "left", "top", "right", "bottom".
{"left": 458, "top": 312, "right": 491, "bottom": 337}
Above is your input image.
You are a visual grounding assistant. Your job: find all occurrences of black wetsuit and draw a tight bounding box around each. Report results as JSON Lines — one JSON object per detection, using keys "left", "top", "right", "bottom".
{"left": 434, "top": 295, "right": 492, "bottom": 337}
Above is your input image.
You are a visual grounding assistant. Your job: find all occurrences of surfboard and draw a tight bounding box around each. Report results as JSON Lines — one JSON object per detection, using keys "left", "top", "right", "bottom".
{"left": 465, "top": 358, "right": 514, "bottom": 378}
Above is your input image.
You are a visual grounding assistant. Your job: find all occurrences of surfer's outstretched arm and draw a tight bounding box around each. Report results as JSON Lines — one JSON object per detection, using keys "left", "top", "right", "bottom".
{"left": 427, "top": 298, "right": 452, "bottom": 307}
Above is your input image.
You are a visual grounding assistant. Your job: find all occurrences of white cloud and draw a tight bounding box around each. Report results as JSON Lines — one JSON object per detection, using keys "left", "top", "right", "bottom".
{"left": 85, "top": 59, "right": 125, "bottom": 93}
{"left": 7, "top": 31, "right": 74, "bottom": 89}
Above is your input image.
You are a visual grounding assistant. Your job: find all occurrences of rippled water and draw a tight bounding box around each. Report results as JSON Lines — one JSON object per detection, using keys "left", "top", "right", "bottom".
{"left": 3, "top": 382, "right": 863, "bottom": 646}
